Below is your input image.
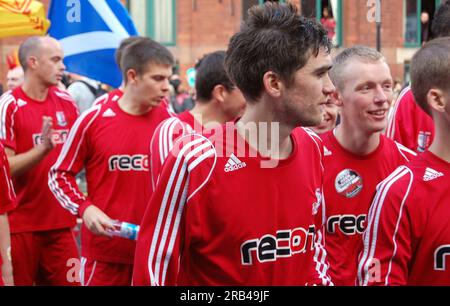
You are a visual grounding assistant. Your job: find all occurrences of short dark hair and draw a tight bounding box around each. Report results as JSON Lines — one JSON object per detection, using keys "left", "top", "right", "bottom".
{"left": 115, "top": 36, "right": 144, "bottom": 70}
{"left": 195, "top": 51, "right": 235, "bottom": 102}
{"left": 411, "top": 37, "right": 450, "bottom": 116}
{"left": 18, "top": 36, "right": 42, "bottom": 72}
{"left": 431, "top": 1, "right": 450, "bottom": 39}
{"left": 120, "top": 37, "right": 174, "bottom": 84}
{"left": 225, "top": 2, "right": 331, "bottom": 102}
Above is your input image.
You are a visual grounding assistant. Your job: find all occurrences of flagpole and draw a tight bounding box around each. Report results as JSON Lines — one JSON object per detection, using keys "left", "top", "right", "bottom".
{"left": 376, "top": 0, "right": 382, "bottom": 51}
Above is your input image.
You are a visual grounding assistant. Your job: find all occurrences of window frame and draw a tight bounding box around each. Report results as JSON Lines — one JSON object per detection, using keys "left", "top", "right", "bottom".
{"left": 313, "top": 0, "right": 343, "bottom": 47}
{"left": 146, "top": 0, "right": 177, "bottom": 46}
{"left": 404, "top": 0, "right": 443, "bottom": 48}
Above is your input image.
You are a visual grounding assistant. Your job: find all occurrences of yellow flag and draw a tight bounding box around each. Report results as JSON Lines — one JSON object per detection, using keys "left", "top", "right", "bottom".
{"left": 0, "top": 0, "right": 50, "bottom": 38}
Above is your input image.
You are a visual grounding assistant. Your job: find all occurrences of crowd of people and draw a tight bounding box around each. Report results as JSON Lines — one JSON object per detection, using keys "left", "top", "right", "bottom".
{"left": 0, "top": 1, "right": 449, "bottom": 286}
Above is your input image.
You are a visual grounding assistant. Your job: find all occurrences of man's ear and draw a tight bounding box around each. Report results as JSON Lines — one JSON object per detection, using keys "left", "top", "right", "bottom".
{"left": 262, "top": 71, "right": 282, "bottom": 98}
{"left": 211, "top": 84, "right": 226, "bottom": 104}
{"left": 427, "top": 88, "right": 446, "bottom": 113}
{"left": 126, "top": 69, "right": 138, "bottom": 85}
{"left": 27, "top": 56, "right": 38, "bottom": 70}
{"left": 333, "top": 90, "right": 344, "bottom": 107}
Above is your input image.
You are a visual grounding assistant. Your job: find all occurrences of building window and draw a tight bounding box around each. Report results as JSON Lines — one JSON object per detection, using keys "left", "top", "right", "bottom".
{"left": 404, "top": 0, "right": 442, "bottom": 47}
{"left": 301, "top": 0, "right": 342, "bottom": 47}
{"left": 128, "top": 0, "right": 147, "bottom": 35}
{"left": 147, "top": 0, "right": 176, "bottom": 46}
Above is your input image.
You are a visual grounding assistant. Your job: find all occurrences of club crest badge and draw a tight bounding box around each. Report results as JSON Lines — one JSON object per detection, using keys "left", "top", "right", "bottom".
{"left": 335, "top": 169, "right": 363, "bottom": 198}
{"left": 56, "top": 111, "right": 67, "bottom": 127}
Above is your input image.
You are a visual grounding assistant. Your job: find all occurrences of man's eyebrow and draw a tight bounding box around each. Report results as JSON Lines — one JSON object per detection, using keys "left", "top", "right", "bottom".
{"left": 313, "top": 65, "right": 333, "bottom": 74}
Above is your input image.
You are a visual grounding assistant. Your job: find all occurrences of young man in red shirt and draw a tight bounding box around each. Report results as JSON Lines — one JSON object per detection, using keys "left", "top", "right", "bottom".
{"left": 0, "top": 142, "right": 16, "bottom": 286}
{"left": 133, "top": 2, "right": 335, "bottom": 286}
{"left": 150, "top": 50, "right": 246, "bottom": 189}
{"left": 0, "top": 36, "right": 80, "bottom": 285}
{"left": 49, "top": 38, "right": 173, "bottom": 286}
{"left": 386, "top": 1, "right": 450, "bottom": 152}
{"left": 322, "top": 46, "right": 416, "bottom": 285}
{"left": 358, "top": 37, "right": 450, "bottom": 286}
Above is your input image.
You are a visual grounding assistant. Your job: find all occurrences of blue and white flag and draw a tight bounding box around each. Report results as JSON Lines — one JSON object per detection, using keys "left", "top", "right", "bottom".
{"left": 48, "top": 0, "right": 138, "bottom": 87}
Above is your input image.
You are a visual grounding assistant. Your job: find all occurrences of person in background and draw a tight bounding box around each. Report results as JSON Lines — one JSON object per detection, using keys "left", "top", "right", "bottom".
{"left": 49, "top": 38, "right": 174, "bottom": 286}
{"left": 6, "top": 66, "right": 24, "bottom": 91}
{"left": 321, "top": 6, "right": 336, "bottom": 43}
{"left": 386, "top": 2, "right": 450, "bottom": 152}
{"left": 0, "top": 36, "right": 80, "bottom": 286}
{"left": 358, "top": 37, "right": 450, "bottom": 286}
{"left": 310, "top": 96, "right": 339, "bottom": 134}
{"left": 0, "top": 142, "right": 16, "bottom": 286}
{"left": 421, "top": 11, "right": 431, "bottom": 44}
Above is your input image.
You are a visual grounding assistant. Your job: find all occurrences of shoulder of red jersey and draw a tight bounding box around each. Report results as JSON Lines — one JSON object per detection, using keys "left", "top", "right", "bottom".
{"left": 51, "top": 87, "right": 80, "bottom": 115}
{"left": 295, "top": 127, "right": 324, "bottom": 157}
{"left": 391, "top": 86, "right": 414, "bottom": 113}
{"left": 0, "top": 91, "right": 19, "bottom": 140}
{"left": 161, "top": 132, "right": 217, "bottom": 200}
{"left": 371, "top": 154, "right": 435, "bottom": 210}
{"left": 92, "top": 93, "right": 110, "bottom": 107}
{"left": 52, "top": 87, "right": 78, "bottom": 103}
{"left": 386, "top": 86, "right": 413, "bottom": 138}
{"left": 392, "top": 139, "right": 417, "bottom": 162}
{"left": 66, "top": 103, "right": 105, "bottom": 136}
{"left": 92, "top": 89, "right": 123, "bottom": 107}
{"left": 0, "top": 90, "right": 18, "bottom": 107}
{"left": 151, "top": 117, "right": 194, "bottom": 160}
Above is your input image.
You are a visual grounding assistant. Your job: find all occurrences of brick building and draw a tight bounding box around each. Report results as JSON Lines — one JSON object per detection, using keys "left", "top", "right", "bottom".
{"left": 0, "top": 0, "right": 447, "bottom": 91}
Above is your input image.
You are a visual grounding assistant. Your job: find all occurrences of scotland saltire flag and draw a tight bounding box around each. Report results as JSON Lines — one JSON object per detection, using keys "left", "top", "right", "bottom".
{"left": 48, "top": 0, "right": 138, "bottom": 87}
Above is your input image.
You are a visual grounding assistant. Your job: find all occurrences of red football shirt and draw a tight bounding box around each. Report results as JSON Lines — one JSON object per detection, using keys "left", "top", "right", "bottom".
{"left": 150, "top": 111, "right": 199, "bottom": 191}
{"left": 386, "top": 86, "right": 434, "bottom": 153}
{"left": 0, "top": 87, "right": 79, "bottom": 233}
{"left": 49, "top": 96, "right": 171, "bottom": 264}
{"left": 133, "top": 125, "right": 332, "bottom": 286}
{"left": 0, "top": 142, "right": 16, "bottom": 215}
{"left": 93, "top": 90, "right": 174, "bottom": 115}
{"left": 358, "top": 151, "right": 450, "bottom": 286}
{"left": 92, "top": 89, "right": 123, "bottom": 107}
{"left": 0, "top": 142, "right": 16, "bottom": 280}
{"left": 321, "top": 131, "right": 415, "bottom": 285}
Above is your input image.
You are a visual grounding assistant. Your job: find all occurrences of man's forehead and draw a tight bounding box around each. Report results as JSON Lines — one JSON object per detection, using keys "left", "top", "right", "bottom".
{"left": 40, "top": 38, "right": 63, "bottom": 54}
{"left": 344, "top": 59, "right": 391, "bottom": 78}
{"left": 145, "top": 63, "right": 173, "bottom": 74}
{"left": 304, "top": 48, "right": 332, "bottom": 69}
{"left": 8, "top": 69, "right": 22, "bottom": 77}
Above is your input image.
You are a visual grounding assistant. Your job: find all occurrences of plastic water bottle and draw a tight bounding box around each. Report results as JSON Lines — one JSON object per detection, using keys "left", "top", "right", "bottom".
{"left": 107, "top": 221, "right": 140, "bottom": 241}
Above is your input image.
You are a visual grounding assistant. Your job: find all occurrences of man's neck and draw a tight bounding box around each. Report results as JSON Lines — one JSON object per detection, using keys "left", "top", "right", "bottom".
{"left": 428, "top": 117, "right": 450, "bottom": 163}
{"left": 118, "top": 91, "right": 153, "bottom": 116}
{"left": 22, "top": 77, "right": 49, "bottom": 102}
{"left": 236, "top": 99, "right": 293, "bottom": 160}
{"left": 190, "top": 100, "right": 226, "bottom": 126}
{"left": 335, "top": 121, "right": 381, "bottom": 156}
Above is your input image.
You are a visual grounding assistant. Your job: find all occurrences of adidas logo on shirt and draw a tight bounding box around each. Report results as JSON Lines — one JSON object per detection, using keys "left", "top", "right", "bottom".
{"left": 224, "top": 154, "right": 246, "bottom": 172}
{"left": 102, "top": 108, "right": 116, "bottom": 118}
{"left": 324, "top": 146, "right": 332, "bottom": 156}
{"left": 423, "top": 167, "right": 444, "bottom": 181}
{"left": 17, "top": 99, "right": 27, "bottom": 107}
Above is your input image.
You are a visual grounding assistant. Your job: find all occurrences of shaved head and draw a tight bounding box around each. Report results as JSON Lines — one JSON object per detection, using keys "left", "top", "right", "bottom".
{"left": 330, "top": 46, "right": 386, "bottom": 92}
{"left": 18, "top": 36, "right": 65, "bottom": 86}
{"left": 18, "top": 36, "right": 61, "bottom": 72}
